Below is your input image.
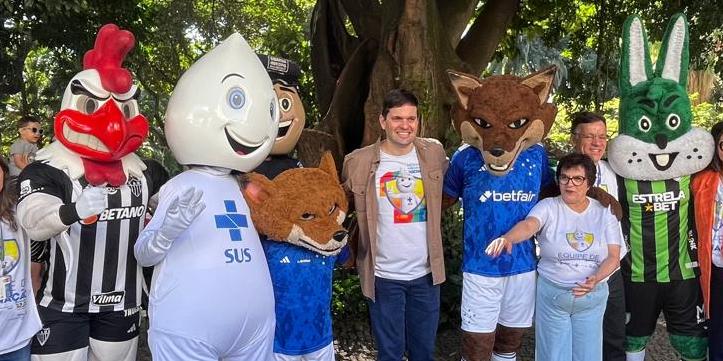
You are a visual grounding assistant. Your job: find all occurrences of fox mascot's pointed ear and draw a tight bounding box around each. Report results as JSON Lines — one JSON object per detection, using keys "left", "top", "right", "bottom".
{"left": 447, "top": 70, "right": 481, "bottom": 110}
{"left": 243, "top": 173, "right": 276, "bottom": 206}
{"left": 520, "top": 65, "right": 557, "bottom": 105}
{"left": 318, "top": 151, "right": 340, "bottom": 184}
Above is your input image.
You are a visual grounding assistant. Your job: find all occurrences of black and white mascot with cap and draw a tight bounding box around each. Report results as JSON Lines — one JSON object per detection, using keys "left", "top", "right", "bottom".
{"left": 255, "top": 54, "right": 306, "bottom": 179}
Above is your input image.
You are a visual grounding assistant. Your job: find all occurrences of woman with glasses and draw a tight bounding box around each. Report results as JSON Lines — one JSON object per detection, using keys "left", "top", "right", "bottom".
{"left": 9, "top": 116, "right": 43, "bottom": 178}
{"left": 487, "top": 153, "right": 622, "bottom": 361}
{"left": 691, "top": 121, "right": 723, "bottom": 361}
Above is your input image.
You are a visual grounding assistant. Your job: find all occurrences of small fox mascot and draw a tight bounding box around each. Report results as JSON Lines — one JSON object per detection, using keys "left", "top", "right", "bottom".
{"left": 243, "top": 152, "right": 349, "bottom": 360}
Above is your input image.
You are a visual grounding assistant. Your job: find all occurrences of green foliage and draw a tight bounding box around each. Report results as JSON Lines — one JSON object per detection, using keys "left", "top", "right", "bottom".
{"left": 331, "top": 270, "right": 367, "bottom": 322}
{"left": 690, "top": 95, "right": 723, "bottom": 130}
{"left": 440, "top": 204, "right": 464, "bottom": 329}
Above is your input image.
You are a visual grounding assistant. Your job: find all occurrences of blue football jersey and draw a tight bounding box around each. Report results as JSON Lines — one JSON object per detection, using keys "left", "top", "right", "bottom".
{"left": 262, "top": 239, "right": 349, "bottom": 355}
{"left": 444, "top": 144, "right": 554, "bottom": 277}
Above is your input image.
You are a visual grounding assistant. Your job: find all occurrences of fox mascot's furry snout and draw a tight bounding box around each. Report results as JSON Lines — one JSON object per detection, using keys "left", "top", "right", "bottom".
{"left": 243, "top": 152, "right": 349, "bottom": 256}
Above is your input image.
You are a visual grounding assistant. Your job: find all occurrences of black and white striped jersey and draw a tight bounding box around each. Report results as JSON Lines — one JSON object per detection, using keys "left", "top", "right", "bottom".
{"left": 17, "top": 160, "right": 167, "bottom": 313}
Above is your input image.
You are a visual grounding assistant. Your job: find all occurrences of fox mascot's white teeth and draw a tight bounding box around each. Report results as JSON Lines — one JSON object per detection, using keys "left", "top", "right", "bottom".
{"left": 164, "top": 33, "right": 280, "bottom": 172}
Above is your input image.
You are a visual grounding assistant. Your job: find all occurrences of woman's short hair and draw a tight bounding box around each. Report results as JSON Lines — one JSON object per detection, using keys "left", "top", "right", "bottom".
{"left": 709, "top": 121, "right": 723, "bottom": 173}
{"left": 556, "top": 153, "right": 596, "bottom": 187}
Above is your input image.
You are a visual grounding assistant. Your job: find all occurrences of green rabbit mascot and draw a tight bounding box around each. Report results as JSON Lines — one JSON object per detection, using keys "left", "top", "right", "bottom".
{"left": 607, "top": 14, "right": 712, "bottom": 361}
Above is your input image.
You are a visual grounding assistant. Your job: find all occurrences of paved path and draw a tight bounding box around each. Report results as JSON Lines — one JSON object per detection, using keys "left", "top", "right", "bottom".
{"left": 139, "top": 315, "right": 678, "bottom": 360}
{"left": 335, "top": 317, "right": 678, "bottom": 361}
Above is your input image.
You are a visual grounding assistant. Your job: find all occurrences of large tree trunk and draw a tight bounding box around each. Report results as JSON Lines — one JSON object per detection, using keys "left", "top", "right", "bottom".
{"left": 308, "top": 0, "right": 520, "bottom": 159}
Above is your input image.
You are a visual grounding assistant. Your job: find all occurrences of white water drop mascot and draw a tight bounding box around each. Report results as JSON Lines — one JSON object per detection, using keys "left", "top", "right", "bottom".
{"left": 134, "top": 33, "right": 279, "bottom": 360}
{"left": 16, "top": 24, "right": 167, "bottom": 361}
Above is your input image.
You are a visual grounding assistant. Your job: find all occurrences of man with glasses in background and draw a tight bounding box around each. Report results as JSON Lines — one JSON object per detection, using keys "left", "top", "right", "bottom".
{"left": 570, "top": 111, "right": 627, "bottom": 361}
{"left": 9, "top": 116, "right": 43, "bottom": 178}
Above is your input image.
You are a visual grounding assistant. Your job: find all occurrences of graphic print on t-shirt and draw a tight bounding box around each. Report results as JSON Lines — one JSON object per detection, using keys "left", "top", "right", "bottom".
{"left": 0, "top": 237, "right": 24, "bottom": 307}
{"left": 378, "top": 167, "right": 426, "bottom": 223}
{"left": 712, "top": 184, "right": 723, "bottom": 266}
{"left": 566, "top": 231, "right": 594, "bottom": 252}
{"left": 1, "top": 239, "right": 20, "bottom": 275}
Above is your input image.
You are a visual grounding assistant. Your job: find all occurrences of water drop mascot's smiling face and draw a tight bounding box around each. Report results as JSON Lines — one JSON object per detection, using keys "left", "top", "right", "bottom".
{"left": 165, "top": 33, "right": 279, "bottom": 171}
{"left": 134, "top": 32, "right": 279, "bottom": 360}
{"left": 607, "top": 14, "right": 710, "bottom": 361}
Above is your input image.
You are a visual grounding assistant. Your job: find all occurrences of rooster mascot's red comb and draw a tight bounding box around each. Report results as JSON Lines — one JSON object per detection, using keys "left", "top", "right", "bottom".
{"left": 83, "top": 24, "right": 135, "bottom": 94}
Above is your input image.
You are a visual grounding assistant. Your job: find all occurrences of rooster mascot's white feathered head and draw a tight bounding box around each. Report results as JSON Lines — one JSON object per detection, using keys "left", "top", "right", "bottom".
{"left": 40, "top": 23, "right": 149, "bottom": 187}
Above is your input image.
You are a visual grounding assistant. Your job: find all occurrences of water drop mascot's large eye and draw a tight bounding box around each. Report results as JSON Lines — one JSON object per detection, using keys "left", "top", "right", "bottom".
{"left": 442, "top": 67, "right": 558, "bottom": 361}
{"left": 607, "top": 14, "right": 712, "bottom": 361}
{"left": 133, "top": 33, "right": 279, "bottom": 360}
{"left": 15, "top": 24, "right": 168, "bottom": 361}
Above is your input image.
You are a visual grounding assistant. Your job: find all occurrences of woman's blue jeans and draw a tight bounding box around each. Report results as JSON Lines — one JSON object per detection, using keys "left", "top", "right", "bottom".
{"left": 0, "top": 342, "right": 31, "bottom": 361}
{"left": 535, "top": 276, "right": 609, "bottom": 361}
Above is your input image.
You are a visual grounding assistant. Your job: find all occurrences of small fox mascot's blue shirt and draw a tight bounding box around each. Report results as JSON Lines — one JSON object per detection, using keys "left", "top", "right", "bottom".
{"left": 262, "top": 239, "right": 349, "bottom": 355}
{"left": 444, "top": 143, "right": 554, "bottom": 277}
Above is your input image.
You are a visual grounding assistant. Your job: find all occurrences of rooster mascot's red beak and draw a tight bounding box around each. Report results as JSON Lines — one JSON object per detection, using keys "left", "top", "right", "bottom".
{"left": 50, "top": 24, "right": 149, "bottom": 186}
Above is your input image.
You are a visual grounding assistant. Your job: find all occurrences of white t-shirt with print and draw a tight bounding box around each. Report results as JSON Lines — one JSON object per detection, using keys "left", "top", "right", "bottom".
{"left": 374, "top": 148, "right": 430, "bottom": 281}
{"left": 595, "top": 159, "right": 628, "bottom": 262}
{"left": 0, "top": 219, "right": 41, "bottom": 354}
{"left": 529, "top": 196, "right": 623, "bottom": 287}
{"left": 711, "top": 181, "right": 723, "bottom": 267}
{"left": 595, "top": 160, "right": 619, "bottom": 201}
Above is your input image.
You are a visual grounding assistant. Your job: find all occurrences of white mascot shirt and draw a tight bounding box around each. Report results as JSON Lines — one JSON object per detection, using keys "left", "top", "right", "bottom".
{"left": 141, "top": 167, "right": 274, "bottom": 351}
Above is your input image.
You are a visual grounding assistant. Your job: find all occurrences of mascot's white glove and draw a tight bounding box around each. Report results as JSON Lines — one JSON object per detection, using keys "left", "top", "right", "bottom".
{"left": 485, "top": 237, "right": 512, "bottom": 258}
{"left": 158, "top": 187, "right": 205, "bottom": 244}
{"left": 135, "top": 187, "right": 205, "bottom": 267}
{"left": 75, "top": 187, "right": 108, "bottom": 219}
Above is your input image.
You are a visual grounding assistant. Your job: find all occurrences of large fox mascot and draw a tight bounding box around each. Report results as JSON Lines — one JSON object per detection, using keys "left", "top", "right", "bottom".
{"left": 443, "top": 67, "right": 558, "bottom": 361}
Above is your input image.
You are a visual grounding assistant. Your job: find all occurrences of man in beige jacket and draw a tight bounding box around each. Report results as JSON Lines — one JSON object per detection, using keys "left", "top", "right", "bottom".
{"left": 342, "top": 89, "right": 448, "bottom": 361}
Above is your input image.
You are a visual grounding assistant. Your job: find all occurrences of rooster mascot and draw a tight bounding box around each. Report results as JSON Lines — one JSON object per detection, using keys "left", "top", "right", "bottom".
{"left": 134, "top": 33, "right": 279, "bottom": 360}
{"left": 607, "top": 14, "right": 712, "bottom": 361}
{"left": 16, "top": 24, "right": 167, "bottom": 361}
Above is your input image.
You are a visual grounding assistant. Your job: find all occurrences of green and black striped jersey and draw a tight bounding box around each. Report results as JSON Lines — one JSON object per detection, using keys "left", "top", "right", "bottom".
{"left": 618, "top": 176, "right": 699, "bottom": 283}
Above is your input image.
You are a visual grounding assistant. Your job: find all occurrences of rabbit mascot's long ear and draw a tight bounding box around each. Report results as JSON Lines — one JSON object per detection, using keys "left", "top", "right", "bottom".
{"left": 608, "top": 14, "right": 713, "bottom": 180}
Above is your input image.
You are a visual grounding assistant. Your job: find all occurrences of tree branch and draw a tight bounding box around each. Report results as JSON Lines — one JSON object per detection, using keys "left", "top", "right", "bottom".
{"left": 437, "top": 0, "right": 478, "bottom": 48}
{"left": 340, "top": 0, "right": 381, "bottom": 41}
{"left": 319, "top": 39, "right": 377, "bottom": 154}
{"left": 310, "top": 0, "right": 362, "bottom": 113}
{"left": 456, "top": 0, "right": 519, "bottom": 73}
